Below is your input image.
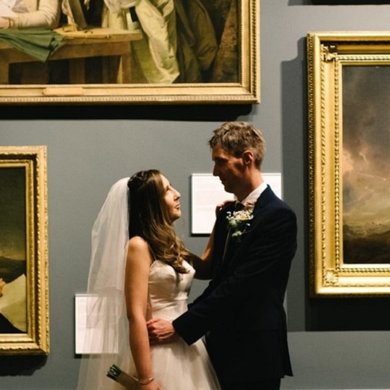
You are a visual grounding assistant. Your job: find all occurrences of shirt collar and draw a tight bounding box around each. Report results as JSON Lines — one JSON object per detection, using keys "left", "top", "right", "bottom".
{"left": 240, "top": 182, "right": 267, "bottom": 205}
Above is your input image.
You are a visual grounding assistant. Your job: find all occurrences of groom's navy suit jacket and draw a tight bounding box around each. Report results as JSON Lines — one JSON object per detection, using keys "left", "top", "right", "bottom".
{"left": 173, "top": 186, "right": 297, "bottom": 385}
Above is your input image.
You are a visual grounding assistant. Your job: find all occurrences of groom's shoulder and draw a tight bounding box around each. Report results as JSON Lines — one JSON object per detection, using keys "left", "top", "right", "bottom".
{"left": 259, "top": 188, "right": 296, "bottom": 216}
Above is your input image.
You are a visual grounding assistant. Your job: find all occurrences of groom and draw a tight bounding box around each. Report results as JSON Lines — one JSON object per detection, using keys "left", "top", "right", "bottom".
{"left": 148, "top": 121, "right": 297, "bottom": 390}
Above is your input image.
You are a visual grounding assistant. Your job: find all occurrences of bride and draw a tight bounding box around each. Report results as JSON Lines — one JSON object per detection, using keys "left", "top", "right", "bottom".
{"left": 77, "top": 170, "right": 220, "bottom": 390}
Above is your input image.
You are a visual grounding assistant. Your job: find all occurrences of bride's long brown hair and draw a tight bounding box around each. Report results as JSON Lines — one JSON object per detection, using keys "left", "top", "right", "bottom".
{"left": 127, "top": 169, "right": 189, "bottom": 273}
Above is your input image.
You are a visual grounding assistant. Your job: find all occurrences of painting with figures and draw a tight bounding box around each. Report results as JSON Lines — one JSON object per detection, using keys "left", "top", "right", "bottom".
{"left": 0, "top": 0, "right": 259, "bottom": 104}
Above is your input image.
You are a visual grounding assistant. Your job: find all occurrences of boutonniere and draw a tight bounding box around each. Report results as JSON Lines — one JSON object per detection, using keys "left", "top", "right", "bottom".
{"left": 226, "top": 203, "right": 255, "bottom": 242}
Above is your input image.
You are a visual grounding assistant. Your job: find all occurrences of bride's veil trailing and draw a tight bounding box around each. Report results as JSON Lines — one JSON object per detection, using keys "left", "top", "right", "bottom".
{"left": 77, "top": 177, "right": 132, "bottom": 390}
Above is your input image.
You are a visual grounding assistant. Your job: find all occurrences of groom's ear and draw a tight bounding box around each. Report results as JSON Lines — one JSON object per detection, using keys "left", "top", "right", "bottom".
{"left": 242, "top": 150, "right": 255, "bottom": 166}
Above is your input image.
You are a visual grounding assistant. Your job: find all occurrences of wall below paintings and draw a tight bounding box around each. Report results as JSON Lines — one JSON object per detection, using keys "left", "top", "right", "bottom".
{"left": 1, "top": 0, "right": 390, "bottom": 389}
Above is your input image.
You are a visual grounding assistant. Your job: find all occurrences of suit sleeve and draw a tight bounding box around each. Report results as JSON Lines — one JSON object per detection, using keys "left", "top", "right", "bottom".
{"left": 173, "top": 205, "right": 297, "bottom": 345}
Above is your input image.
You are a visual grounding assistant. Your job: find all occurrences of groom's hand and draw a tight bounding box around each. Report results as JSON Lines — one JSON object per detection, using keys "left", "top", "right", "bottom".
{"left": 147, "top": 318, "right": 177, "bottom": 344}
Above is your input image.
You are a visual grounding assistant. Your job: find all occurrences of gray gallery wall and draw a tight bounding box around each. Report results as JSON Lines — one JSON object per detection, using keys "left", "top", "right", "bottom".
{"left": 1, "top": 0, "right": 390, "bottom": 389}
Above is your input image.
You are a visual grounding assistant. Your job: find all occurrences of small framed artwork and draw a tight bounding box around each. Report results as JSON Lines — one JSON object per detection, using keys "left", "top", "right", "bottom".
{"left": 307, "top": 32, "right": 390, "bottom": 296}
{"left": 0, "top": 0, "right": 259, "bottom": 105}
{"left": 190, "top": 173, "right": 282, "bottom": 235}
{"left": 0, "top": 146, "right": 49, "bottom": 354}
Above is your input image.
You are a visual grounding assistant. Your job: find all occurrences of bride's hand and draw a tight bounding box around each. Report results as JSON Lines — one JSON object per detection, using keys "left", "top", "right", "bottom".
{"left": 142, "top": 379, "right": 161, "bottom": 390}
{"left": 215, "top": 200, "right": 235, "bottom": 216}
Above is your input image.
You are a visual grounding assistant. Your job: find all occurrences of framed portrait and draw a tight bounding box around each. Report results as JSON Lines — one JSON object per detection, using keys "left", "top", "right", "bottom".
{"left": 307, "top": 32, "right": 390, "bottom": 296}
{"left": 0, "top": 0, "right": 259, "bottom": 105}
{"left": 0, "top": 146, "right": 49, "bottom": 354}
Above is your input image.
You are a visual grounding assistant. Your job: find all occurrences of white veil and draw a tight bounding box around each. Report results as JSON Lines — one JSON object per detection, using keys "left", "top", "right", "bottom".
{"left": 77, "top": 178, "right": 134, "bottom": 390}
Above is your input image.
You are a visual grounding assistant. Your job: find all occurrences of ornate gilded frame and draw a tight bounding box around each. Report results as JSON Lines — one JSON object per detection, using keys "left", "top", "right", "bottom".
{"left": 307, "top": 32, "right": 390, "bottom": 296}
{"left": 0, "top": 146, "right": 49, "bottom": 354}
{"left": 0, "top": 0, "right": 259, "bottom": 105}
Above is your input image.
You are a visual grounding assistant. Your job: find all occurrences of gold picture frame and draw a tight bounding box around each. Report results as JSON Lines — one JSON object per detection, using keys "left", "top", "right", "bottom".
{"left": 0, "top": 0, "right": 259, "bottom": 105}
{"left": 0, "top": 146, "right": 49, "bottom": 354}
{"left": 307, "top": 32, "right": 390, "bottom": 297}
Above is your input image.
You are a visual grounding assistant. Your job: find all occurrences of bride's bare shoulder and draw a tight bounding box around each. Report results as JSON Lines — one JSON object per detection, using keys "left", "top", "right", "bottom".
{"left": 126, "top": 236, "right": 152, "bottom": 274}
{"left": 128, "top": 236, "right": 148, "bottom": 251}
{"left": 127, "top": 236, "right": 153, "bottom": 263}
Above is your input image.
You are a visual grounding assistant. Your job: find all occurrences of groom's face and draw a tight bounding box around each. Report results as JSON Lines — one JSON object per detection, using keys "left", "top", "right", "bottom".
{"left": 211, "top": 145, "right": 245, "bottom": 196}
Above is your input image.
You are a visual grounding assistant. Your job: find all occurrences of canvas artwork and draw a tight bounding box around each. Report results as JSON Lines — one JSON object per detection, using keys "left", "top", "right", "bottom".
{"left": 0, "top": 167, "right": 27, "bottom": 334}
{"left": 342, "top": 66, "right": 390, "bottom": 265}
{"left": 307, "top": 32, "right": 390, "bottom": 296}
{"left": 0, "top": 146, "right": 49, "bottom": 355}
{"left": 310, "top": 0, "right": 390, "bottom": 3}
{"left": 0, "top": 0, "right": 259, "bottom": 104}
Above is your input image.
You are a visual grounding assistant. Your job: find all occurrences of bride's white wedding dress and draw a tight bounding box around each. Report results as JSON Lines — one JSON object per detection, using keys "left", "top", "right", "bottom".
{"left": 142, "top": 259, "right": 220, "bottom": 389}
{"left": 79, "top": 259, "right": 221, "bottom": 390}
{"left": 105, "top": 259, "right": 221, "bottom": 390}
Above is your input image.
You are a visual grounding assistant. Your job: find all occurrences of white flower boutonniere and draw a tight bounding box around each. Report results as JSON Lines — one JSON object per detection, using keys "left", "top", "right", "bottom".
{"left": 226, "top": 203, "right": 255, "bottom": 242}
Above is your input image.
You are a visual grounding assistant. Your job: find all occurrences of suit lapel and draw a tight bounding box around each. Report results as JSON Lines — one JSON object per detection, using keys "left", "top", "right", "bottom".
{"left": 212, "top": 203, "right": 235, "bottom": 275}
{"left": 222, "top": 186, "right": 276, "bottom": 269}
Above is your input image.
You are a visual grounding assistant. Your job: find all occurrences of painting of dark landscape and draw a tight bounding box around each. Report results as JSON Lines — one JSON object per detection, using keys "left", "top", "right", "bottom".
{"left": 0, "top": 167, "right": 26, "bottom": 333}
{"left": 342, "top": 66, "right": 390, "bottom": 264}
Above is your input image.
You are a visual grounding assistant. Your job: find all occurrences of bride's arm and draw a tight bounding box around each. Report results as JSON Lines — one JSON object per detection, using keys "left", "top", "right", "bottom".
{"left": 189, "top": 227, "right": 215, "bottom": 280}
{"left": 191, "top": 200, "right": 234, "bottom": 279}
{"left": 125, "top": 237, "right": 160, "bottom": 389}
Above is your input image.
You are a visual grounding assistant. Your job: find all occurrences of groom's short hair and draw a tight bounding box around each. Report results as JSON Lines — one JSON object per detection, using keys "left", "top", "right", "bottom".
{"left": 209, "top": 121, "right": 266, "bottom": 169}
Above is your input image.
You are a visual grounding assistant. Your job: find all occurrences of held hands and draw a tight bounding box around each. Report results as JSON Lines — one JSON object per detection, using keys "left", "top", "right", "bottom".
{"left": 147, "top": 318, "right": 177, "bottom": 344}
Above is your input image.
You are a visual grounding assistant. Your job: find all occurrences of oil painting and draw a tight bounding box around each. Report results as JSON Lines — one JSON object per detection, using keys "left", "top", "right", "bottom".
{"left": 0, "top": 146, "right": 49, "bottom": 355}
{"left": 0, "top": 167, "right": 27, "bottom": 334}
{"left": 308, "top": 32, "right": 390, "bottom": 296}
{"left": 342, "top": 66, "right": 390, "bottom": 265}
{"left": 0, "top": 0, "right": 259, "bottom": 104}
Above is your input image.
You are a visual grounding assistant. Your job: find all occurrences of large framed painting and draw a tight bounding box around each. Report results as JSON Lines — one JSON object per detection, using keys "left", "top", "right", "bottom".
{"left": 0, "top": 0, "right": 259, "bottom": 105}
{"left": 0, "top": 146, "right": 49, "bottom": 354}
{"left": 307, "top": 32, "right": 390, "bottom": 296}
{"left": 311, "top": 1, "right": 390, "bottom": 4}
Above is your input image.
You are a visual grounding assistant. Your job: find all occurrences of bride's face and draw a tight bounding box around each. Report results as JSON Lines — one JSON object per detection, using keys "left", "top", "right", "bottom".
{"left": 161, "top": 175, "right": 181, "bottom": 223}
